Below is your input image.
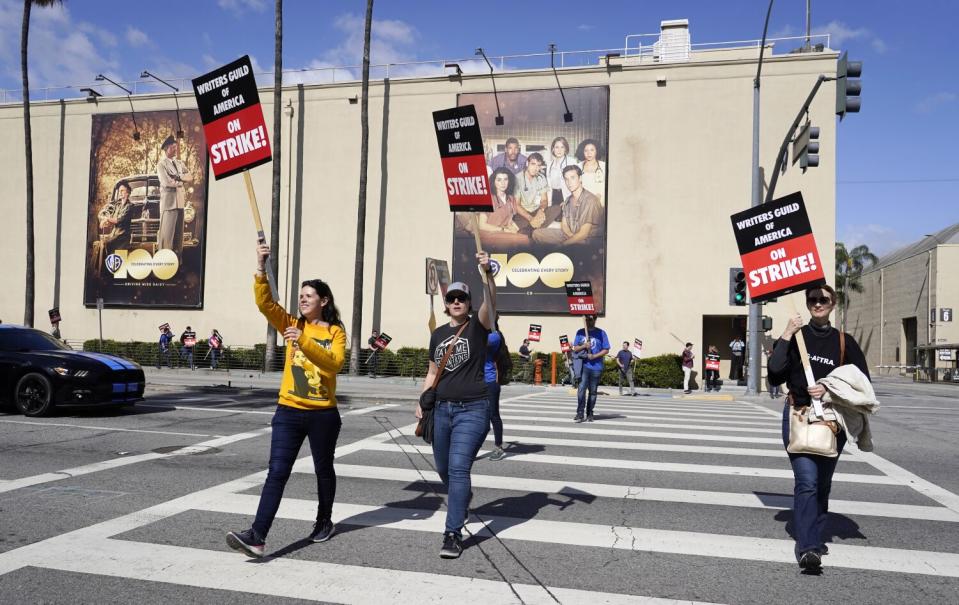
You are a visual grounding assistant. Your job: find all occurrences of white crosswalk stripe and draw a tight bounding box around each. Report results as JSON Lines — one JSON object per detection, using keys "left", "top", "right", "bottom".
{"left": 3, "top": 388, "right": 959, "bottom": 603}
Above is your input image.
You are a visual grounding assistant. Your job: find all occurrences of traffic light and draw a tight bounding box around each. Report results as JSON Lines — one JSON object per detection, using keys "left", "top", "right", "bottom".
{"left": 792, "top": 120, "right": 820, "bottom": 173}
{"left": 762, "top": 315, "right": 773, "bottom": 332}
{"left": 836, "top": 51, "right": 862, "bottom": 120}
{"left": 729, "top": 267, "right": 747, "bottom": 306}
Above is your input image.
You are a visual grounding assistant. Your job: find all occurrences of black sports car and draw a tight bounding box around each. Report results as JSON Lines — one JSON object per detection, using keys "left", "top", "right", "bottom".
{"left": 0, "top": 325, "right": 145, "bottom": 417}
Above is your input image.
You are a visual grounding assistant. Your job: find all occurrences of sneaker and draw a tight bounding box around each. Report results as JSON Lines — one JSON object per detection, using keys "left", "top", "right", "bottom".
{"left": 439, "top": 532, "right": 463, "bottom": 559}
{"left": 226, "top": 528, "right": 265, "bottom": 558}
{"left": 586, "top": 414, "right": 594, "bottom": 422}
{"left": 573, "top": 415, "right": 584, "bottom": 423}
{"left": 683, "top": 390, "right": 692, "bottom": 394}
{"left": 798, "top": 550, "right": 822, "bottom": 571}
{"left": 309, "top": 519, "right": 336, "bottom": 543}
{"left": 489, "top": 446, "right": 506, "bottom": 461}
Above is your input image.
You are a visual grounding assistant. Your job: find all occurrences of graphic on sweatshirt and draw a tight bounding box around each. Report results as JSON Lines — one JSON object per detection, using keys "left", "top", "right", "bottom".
{"left": 288, "top": 338, "right": 332, "bottom": 400}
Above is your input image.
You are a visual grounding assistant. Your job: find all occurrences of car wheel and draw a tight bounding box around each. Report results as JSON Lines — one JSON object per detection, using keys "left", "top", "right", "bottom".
{"left": 14, "top": 372, "right": 55, "bottom": 417}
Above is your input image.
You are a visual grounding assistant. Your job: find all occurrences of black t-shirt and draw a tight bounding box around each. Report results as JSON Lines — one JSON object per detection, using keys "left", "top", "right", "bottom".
{"left": 429, "top": 317, "right": 490, "bottom": 401}
{"left": 768, "top": 324, "right": 869, "bottom": 406}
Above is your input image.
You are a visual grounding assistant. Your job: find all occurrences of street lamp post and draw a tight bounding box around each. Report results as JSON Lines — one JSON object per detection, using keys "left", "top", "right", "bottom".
{"left": 140, "top": 70, "right": 183, "bottom": 139}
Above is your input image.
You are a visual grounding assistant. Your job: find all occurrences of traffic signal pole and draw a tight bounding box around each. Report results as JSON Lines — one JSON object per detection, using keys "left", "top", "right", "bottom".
{"left": 747, "top": 0, "right": 775, "bottom": 395}
{"left": 764, "top": 75, "right": 833, "bottom": 204}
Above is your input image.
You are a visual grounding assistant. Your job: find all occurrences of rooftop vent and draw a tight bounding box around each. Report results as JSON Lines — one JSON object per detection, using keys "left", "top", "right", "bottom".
{"left": 654, "top": 19, "right": 690, "bottom": 63}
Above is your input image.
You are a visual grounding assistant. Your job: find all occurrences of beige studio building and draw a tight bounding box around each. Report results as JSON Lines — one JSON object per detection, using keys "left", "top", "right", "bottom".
{"left": 0, "top": 22, "right": 844, "bottom": 379}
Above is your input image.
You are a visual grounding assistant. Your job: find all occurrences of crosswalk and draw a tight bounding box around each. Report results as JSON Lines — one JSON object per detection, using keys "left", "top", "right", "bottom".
{"left": 2, "top": 390, "right": 958, "bottom": 603}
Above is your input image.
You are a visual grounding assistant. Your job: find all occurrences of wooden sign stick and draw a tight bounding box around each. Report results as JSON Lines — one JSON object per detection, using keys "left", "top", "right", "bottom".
{"left": 469, "top": 212, "right": 496, "bottom": 326}
{"left": 788, "top": 293, "right": 824, "bottom": 417}
{"left": 244, "top": 171, "right": 280, "bottom": 301}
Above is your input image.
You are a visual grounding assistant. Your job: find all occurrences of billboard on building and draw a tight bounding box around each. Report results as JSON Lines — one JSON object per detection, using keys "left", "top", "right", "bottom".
{"left": 452, "top": 87, "right": 610, "bottom": 314}
{"left": 83, "top": 110, "right": 209, "bottom": 308}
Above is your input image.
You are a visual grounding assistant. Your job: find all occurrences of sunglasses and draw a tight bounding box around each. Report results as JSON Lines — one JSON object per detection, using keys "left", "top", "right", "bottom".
{"left": 445, "top": 294, "right": 469, "bottom": 304}
{"left": 807, "top": 296, "right": 832, "bottom": 306}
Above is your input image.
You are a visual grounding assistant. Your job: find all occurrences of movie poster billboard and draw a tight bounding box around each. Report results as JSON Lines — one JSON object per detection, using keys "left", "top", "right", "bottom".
{"left": 83, "top": 110, "right": 209, "bottom": 308}
{"left": 452, "top": 87, "right": 610, "bottom": 314}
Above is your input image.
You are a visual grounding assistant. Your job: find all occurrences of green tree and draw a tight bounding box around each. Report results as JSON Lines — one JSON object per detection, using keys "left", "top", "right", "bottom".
{"left": 20, "top": 0, "right": 63, "bottom": 327}
{"left": 349, "top": 0, "right": 374, "bottom": 375}
{"left": 835, "top": 242, "right": 879, "bottom": 332}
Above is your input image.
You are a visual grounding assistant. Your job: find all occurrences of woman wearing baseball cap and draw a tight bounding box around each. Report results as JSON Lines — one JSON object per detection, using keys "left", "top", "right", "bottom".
{"left": 418, "top": 251, "right": 497, "bottom": 559}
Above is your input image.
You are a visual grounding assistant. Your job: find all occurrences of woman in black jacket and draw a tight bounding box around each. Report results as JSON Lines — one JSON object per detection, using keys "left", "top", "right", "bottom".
{"left": 768, "top": 284, "right": 870, "bottom": 571}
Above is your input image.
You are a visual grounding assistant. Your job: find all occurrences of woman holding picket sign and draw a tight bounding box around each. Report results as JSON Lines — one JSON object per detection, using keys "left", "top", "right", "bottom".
{"left": 768, "top": 284, "right": 872, "bottom": 572}
{"left": 226, "top": 241, "right": 346, "bottom": 558}
{"left": 417, "top": 251, "right": 497, "bottom": 559}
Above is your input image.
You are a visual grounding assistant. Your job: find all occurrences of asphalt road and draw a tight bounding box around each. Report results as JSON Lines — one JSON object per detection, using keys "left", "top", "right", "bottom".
{"left": 0, "top": 376, "right": 957, "bottom": 604}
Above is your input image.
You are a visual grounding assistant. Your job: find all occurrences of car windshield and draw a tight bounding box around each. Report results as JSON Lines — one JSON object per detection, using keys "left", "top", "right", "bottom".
{"left": 0, "top": 329, "right": 71, "bottom": 352}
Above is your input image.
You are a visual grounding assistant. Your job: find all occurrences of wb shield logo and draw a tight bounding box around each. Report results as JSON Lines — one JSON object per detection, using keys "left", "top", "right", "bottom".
{"left": 488, "top": 258, "right": 502, "bottom": 277}
{"left": 105, "top": 254, "right": 123, "bottom": 274}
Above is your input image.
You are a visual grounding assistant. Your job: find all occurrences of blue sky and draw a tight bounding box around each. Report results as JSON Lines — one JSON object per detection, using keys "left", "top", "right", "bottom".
{"left": 1, "top": 0, "right": 956, "bottom": 257}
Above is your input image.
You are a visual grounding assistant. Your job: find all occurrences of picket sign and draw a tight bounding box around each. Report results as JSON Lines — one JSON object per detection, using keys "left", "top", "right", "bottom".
{"left": 192, "top": 55, "right": 278, "bottom": 300}
{"left": 432, "top": 105, "right": 495, "bottom": 324}
{"left": 787, "top": 293, "right": 825, "bottom": 418}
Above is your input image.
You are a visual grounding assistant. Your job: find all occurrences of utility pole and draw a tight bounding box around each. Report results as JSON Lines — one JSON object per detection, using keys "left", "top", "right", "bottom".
{"left": 747, "top": 0, "right": 775, "bottom": 395}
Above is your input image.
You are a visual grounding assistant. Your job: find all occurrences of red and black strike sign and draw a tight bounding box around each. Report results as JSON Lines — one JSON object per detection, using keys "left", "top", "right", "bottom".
{"left": 158, "top": 322, "right": 170, "bottom": 332}
{"left": 192, "top": 55, "right": 272, "bottom": 180}
{"left": 565, "top": 281, "right": 595, "bottom": 315}
{"left": 559, "top": 335, "right": 571, "bottom": 353}
{"left": 730, "top": 192, "right": 825, "bottom": 303}
{"left": 48, "top": 307, "right": 61, "bottom": 324}
{"left": 528, "top": 324, "right": 542, "bottom": 342}
{"left": 432, "top": 105, "right": 492, "bottom": 212}
{"left": 372, "top": 333, "right": 393, "bottom": 350}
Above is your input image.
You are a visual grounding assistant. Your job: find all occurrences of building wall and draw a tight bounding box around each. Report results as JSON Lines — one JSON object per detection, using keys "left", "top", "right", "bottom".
{"left": 0, "top": 51, "right": 839, "bottom": 359}
{"left": 933, "top": 245, "right": 959, "bottom": 358}
{"left": 848, "top": 250, "right": 950, "bottom": 373}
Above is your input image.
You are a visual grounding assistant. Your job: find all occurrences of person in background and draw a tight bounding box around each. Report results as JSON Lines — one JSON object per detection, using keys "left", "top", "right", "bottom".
{"left": 572, "top": 315, "right": 610, "bottom": 422}
{"left": 209, "top": 329, "right": 223, "bottom": 370}
{"left": 485, "top": 324, "right": 507, "bottom": 462}
{"left": 180, "top": 326, "right": 197, "bottom": 370}
{"left": 616, "top": 341, "right": 636, "bottom": 396}
{"left": 368, "top": 329, "right": 381, "bottom": 378}
{"left": 226, "top": 241, "right": 347, "bottom": 558}
{"left": 704, "top": 345, "right": 721, "bottom": 392}
{"left": 518, "top": 339, "right": 532, "bottom": 383}
{"left": 157, "top": 326, "right": 173, "bottom": 369}
{"left": 681, "top": 342, "right": 695, "bottom": 394}
{"left": 729, "top": 336, "right": 745, "bottom": 382}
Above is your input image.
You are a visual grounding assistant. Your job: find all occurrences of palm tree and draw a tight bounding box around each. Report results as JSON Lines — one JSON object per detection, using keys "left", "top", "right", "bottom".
{"left": 349, "top": 0, "right": 374, "bottom": 375}
{"left": 835, "top": 242, "right": 879, "bottom": 332}
{"left": 20, "top": 0, "right": 63, "bottom": 327}
{"left": 264, "top": 0, "right": 282, "bottom": 372}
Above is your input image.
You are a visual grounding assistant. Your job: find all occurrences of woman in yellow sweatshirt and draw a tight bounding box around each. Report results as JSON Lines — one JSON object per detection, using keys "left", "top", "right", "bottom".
{"left": 227, "top": 242, "right": 346, "bottom": 558}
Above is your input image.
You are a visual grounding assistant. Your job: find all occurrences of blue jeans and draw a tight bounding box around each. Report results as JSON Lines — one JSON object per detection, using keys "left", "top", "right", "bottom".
{"left": 253, "top": 405, "right": 341, "bottom": 539}
{"left": 781, "top": 403, "right": 846, "bottom": 556}
{"left": 577, "top": 366, "right": 602, "bottom": 417}
{"left": 180, "top": 347, "right": 194, "bottom": 369}
{"left": 486, "top": 382, "right": 503, "bottom": 447}
{"left": 210, "top": 348, "right": 220, "bottom": 369}
{"left": 432, "top": 398, "right": 490, "bottom": 537}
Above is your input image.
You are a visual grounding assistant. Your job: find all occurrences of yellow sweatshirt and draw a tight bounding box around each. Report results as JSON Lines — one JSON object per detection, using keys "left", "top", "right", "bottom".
{"left": 254, "top": 273, "right": 346, "bottom": 410}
